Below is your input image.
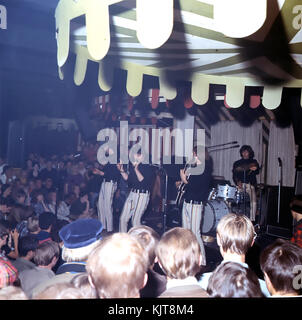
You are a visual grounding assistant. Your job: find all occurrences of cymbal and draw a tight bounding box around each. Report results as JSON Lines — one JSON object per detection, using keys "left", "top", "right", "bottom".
{"left": 234, "top": 163, "right": 257, "bottom": 171}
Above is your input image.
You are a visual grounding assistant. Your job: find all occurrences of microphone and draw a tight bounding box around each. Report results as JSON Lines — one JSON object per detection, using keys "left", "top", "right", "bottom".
{"left": 278, "top": 157, "right": 282, "bottom": 166}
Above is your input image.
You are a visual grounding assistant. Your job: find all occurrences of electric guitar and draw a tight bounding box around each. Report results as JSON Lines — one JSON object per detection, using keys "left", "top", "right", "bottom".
{"left": 175, "top": 163, "right": 191, "bottom": 207}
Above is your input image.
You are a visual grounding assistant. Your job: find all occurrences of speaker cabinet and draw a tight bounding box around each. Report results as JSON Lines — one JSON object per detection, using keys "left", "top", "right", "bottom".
{"left": 263, "top": 186, "right": 294, "bottom": 238}
{"left": 295, "top": 170, "right": 302, "bottom": 195}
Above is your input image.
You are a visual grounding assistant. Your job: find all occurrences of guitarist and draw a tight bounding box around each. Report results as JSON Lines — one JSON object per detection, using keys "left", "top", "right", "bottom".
{"left": 180, "top": 146, "right": 213, "bottom": 266}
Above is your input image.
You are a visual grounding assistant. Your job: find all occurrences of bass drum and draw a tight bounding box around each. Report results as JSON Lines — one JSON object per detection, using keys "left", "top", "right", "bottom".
{"left": 201, "top": 200, "right": 229, "bottom": 236}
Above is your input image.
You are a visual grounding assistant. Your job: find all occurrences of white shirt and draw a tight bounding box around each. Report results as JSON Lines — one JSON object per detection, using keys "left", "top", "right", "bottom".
{"left": 166, "top": 276, "right": 199, "bottom": 289}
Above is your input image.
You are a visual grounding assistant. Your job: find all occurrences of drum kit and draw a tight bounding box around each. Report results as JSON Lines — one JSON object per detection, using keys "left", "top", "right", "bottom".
{"left": 201, "top": 183, "right": 250, "bottom": 237}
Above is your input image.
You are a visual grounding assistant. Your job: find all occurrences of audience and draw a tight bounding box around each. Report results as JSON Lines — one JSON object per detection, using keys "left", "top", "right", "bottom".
{"left": 156, "top": 227, "right": 208, "bottom": 297}
{"left": 0, "top": 222, "right": 19, "bottom": 260}
{"left": 207, "top": 261, "right": 263, "bottom": 297}
{"left": 260, "top": 238, "right": 302, "bottom": 297}
{"left": 0, "top": 285, "right": 28, "bottom": 300}
{"left": 69, "top": 189, "right": 92, "bottom": 221}
{"left": 86, "top": 233, "right": 149, "bottom": 298}
{"left": 57, "top": 218, "right": 103, "bottom": 275}
{"left": 31, "top": 218, "right": 103, "bottom": 297}
{"left": 37, "top": 212, "right": 56, "bottom": 244}
{"left": 33, "top": 282, "right": 85, "bottom": 300}
{"left": 71, "top": 272, "right": 98, "bottom": 299}
{"left": 128, "top": 225, "right": 167, "bottom": 297}
{"left": 12, "top": 235, "right": 39, "bottom": 273}
{"left": 0, "top": 150, "right": 301, "bottom": 300}
{"left": 19, "top": 240, "right": 60, "bottom": 298}
{"left": 290, "top": 196, "right": 302, "bottom": 248}
{"left": 198, "top": 213, "right": 270, "bottom": 297}
{"left": 0, "top": 258, "right": 19, "bottom": 289}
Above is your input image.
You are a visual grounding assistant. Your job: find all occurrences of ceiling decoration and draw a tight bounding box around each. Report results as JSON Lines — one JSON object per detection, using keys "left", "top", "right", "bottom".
{"left": 55, "top": 0, "right": 302, "bottom": 109}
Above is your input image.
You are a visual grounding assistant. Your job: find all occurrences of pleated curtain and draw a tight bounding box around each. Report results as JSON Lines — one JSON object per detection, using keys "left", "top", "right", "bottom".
{"left": 267, "top": 122, "right": 295, "bottom": 187}
{"left": 210, "top": 121, "right": 263, "bottom": 186}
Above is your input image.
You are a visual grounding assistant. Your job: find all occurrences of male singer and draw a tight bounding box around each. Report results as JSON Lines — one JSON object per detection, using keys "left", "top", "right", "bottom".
{"left": 117, "top": 150, "right": 154, "bottom": 232}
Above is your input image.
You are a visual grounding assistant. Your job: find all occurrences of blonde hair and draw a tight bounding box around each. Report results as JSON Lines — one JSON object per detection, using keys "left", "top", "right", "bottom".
{"left": 71, "top": 273, "right": 98, "bottom": 299}
{"left": 61, "top": 239, "right": 101, "bottom": 262}
{"left": 0, "top": 286, "right": 28, "bottom": 300}
{"left": 33, "top": 283, "right": 84, "bottom": 300}
{"left": 86, "top": 233, "right": 148, "bottom": 298}
{"left": 156, "top": 227, "right": 202, "bottom": 279}
{"left": 216, "top": 213, "right": 255, "bottom": 255}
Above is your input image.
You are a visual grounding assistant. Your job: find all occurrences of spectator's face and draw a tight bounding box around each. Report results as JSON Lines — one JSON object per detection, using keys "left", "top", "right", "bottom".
{"left": 48, "top": 192, "right": 56, "bottom": 202}
{"left": 26, "top": 159, "right": 33, "bottom": 168}
{"left": 17, "top": 195, "right": 26, "bottom": 204}
{"left": 71, "top": 165, "right": 79, "bottom": 174}
{"left": 6, "top": 168, "right": 13, "bottom": 177}
{"left": 36, "top": 180, "right": 42, "bottom": 188}
{"left": 81, "top": 194, "right": 88, "bottom": 202}
{"left": 29, "top": 180, "right": 36, "bottom": 189}
{"left": 58, "top": 161, "right": 64, "bottom": 169}
{"left": 37, "top": 194, "right": 44, "bottom": 202}
{"left": 78, "top": 162, "right": 85, "bottom": 169}
{"left": 0, "top": 234, "right": 8, "bottom": 247}
{"left": 46, "top": 161, "right": 52, "bottom": 170}
{"left": 45, "top": 179, "right": 53, "bottom": 188}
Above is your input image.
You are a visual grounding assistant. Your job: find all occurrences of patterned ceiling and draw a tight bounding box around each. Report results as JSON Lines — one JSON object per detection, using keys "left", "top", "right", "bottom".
{"left": 55, "top": 0, "right": 302, "bottom": 109}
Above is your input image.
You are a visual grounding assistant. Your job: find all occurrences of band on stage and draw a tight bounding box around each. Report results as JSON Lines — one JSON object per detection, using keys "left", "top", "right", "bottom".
{"left": 95, "top": 144, "right": 261, "bottom": 245}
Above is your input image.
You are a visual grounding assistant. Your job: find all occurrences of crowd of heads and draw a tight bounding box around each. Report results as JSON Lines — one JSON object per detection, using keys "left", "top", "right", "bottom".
{"left": 0, "top": 151, "right": 301, "bottom": 299}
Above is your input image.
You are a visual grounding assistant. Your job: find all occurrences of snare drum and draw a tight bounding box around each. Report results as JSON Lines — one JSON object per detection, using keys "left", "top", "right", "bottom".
{"left": 216, "top": 184, "right": 237, "bottom": 201}
{"left": 201, "top": 200, "right": 229, "bottom": 236}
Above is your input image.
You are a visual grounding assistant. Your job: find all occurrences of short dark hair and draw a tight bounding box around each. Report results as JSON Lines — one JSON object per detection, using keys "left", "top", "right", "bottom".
{"left": 79, "top": 189, "right": 88, "bottom": 198}
{"left": 260, "top": 239, "right": 302, "bottom": 294}
{"left": 207, "top": 262, "right": 263, "bottom": 298}
{"left": 15, "top": 189, "right": 26, "bottom": 199}
{"left": 39, "top": 212, "right": 56, "bottom": 230}
{"left": 18, "top": 235, "right": 39, "bottom": 257}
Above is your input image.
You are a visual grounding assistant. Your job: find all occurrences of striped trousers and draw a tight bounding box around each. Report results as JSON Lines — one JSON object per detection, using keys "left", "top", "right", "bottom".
{"left": 182, "top": 200, "right": 206, "bottom": 266}
{"left": 97, "top": 181, "right": 117, "bottom": 232}
{"left": 119, "top": 190, "right": 150, "bottom": 233}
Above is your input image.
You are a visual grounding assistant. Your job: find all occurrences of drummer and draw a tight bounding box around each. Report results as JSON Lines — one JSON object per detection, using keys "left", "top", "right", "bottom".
{"left": 232, "top": 145, "right": 260, "bottom": 222}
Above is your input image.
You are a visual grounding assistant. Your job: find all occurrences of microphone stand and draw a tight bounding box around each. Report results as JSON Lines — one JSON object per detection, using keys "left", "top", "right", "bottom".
{"left": 160, "top": 166, "right": 168, "bottom": 233}
{"left": 277, "top": 158, "right": 282, "bottom": 224}
{"left": 150, "top": 164, "right": 168, "bottom": 233}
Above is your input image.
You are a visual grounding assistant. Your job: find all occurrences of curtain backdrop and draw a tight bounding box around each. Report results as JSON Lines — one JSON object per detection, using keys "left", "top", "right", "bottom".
{"left": 210, "top": 121, "right": 263, "bottom": 186}
{"left": 267, "top": 122, "right": 295, "bottom": 187}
